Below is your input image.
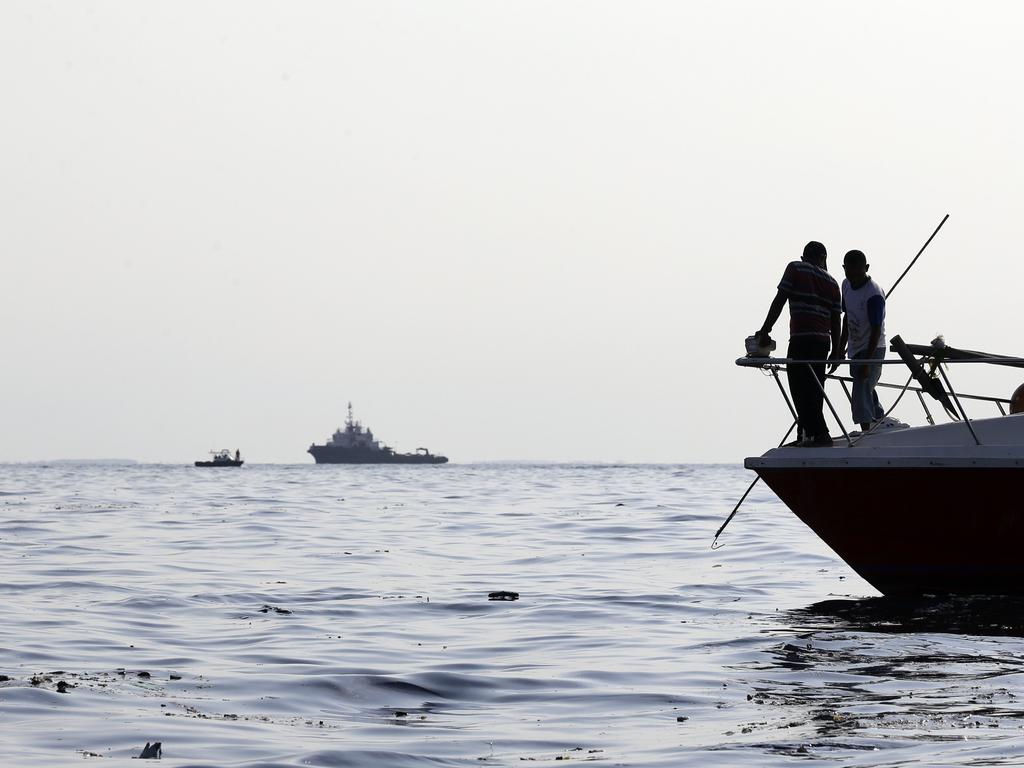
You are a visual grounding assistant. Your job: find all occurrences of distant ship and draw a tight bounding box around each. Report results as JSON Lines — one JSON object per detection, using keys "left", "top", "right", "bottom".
{"left": 195, "top": 449, "right": 244, "bottom": 467}
{"left": 308, "top": 404, "right": 448, "bottom": 465}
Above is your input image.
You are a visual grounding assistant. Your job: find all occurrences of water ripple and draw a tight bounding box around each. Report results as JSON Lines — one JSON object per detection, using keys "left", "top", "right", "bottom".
{"left": 0, "top": 462, "right": 1019, "bottom": 766}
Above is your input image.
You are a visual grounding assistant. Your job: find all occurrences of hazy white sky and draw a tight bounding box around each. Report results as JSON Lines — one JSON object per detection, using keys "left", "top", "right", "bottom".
{"left": 3, "top": 1, "right": 1023, "bottom": 463}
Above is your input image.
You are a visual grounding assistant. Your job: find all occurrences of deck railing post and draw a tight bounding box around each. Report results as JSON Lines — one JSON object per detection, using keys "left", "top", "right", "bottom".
{"left": 839, "top": 379, "right": 853, "bottom": 405}
{"left": 915, "top": 390, "right": 936, "bottom": 426}
{"left": 808, "top": 362, "right": 852, "bottom": 446}
{"left": 770, "top": 367, "right": 798, "bottom": 423}
{"left": 937, "top": 366, "right": 982, "bottom": 446}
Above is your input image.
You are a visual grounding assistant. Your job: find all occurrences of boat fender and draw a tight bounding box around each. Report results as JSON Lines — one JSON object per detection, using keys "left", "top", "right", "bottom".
{"left": 1011, "top": 384, "right": 1024, "bottom": 415}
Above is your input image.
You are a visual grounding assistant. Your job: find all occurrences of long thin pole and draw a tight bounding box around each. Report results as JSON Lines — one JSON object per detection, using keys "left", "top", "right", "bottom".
{"left": 711, "top": 369, "right": 797, "bottom": 548}
{"left": 711, "top": 417, "right": 797, "bottom": 549}
{"left": 711, "top": 477, "right": 761, "bottom": 550}
{"left": 713, "top": 214, "right": 949, "bottom": 548}
{"left": 886, "top": 214, "right": 949, "bottom": 300}
{"left": 712, "top": 422, "right": 796, "bottom": 550}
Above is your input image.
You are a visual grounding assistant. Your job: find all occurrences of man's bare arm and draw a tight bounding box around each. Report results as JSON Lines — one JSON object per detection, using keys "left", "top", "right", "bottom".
{"left": 828, "top": 312, "right": 842, "bottom": 360}
{"left": 757, "top": 290, "right": 788, "bottom": 344}
{"left": 866, "top": 324, "right": 882, "bottom": 355}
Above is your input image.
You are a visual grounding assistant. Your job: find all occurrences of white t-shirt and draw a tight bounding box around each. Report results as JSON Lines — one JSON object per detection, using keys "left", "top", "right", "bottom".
{"left": 841, "top": 277, "right": 886, "bottom": 357}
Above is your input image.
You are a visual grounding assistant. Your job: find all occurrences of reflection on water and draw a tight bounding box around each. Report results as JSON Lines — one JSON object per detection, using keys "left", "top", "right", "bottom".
{"left": 799, "top": 595, "right": 1024, "bottom": 637}
{"left": 706, "top": 597, "right": 1024, "bottom": 764}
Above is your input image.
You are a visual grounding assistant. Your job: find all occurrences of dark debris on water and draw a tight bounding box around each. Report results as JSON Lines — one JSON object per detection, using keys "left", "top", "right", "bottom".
{"left": 488, "top": 591, "right": 519, "bottom": 601}
{"left": 138, "top": 741, "right": 162, "bottom": 759}
{"left": 259, "top": 605, "right": 292, "bottom": 614}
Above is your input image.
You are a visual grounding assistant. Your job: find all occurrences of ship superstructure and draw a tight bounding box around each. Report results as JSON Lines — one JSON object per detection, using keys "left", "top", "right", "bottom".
{"left": 324, "top": 403, "right": 382, "bottom": 451}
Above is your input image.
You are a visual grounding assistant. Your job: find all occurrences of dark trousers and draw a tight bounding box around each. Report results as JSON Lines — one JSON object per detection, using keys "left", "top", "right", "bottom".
{"left": 787, "top": 338, "right": 830, "bottom": 439}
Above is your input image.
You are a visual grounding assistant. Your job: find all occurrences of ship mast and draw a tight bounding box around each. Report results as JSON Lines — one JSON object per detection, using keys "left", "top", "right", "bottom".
{"left": 346, "top": 401, "right": 355, "bottom": 431}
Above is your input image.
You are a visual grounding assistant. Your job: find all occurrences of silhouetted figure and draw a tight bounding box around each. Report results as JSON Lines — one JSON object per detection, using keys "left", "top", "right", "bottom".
{"left": 832, "top": 249, "right": 886, "bottom": 430}
{"left": 756, "top": 241, "right": 842, "bottom": 446}
{"left": 235, "top": 449, "right": 240, "bottom": 461}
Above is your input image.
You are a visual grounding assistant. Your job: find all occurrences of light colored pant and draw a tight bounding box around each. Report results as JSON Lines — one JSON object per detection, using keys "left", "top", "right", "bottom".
{"left": 851, "top": 347, "right": 885, "bottom": 425}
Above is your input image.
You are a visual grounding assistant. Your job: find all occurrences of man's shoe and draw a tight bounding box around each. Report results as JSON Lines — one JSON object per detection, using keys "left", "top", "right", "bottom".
{"left": 805, "top": 434, "right": 832, "bottom": 447}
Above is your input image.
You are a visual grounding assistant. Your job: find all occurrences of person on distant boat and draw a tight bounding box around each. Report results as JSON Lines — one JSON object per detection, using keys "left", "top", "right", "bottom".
{"left": 830, "top": 249, "right": 886, "bottom": 432}
{"left": 755, "top": 241, "right": 842, "bottom": 446}
{"left": 235, "top": 449, "right": 240, "bottom": 461}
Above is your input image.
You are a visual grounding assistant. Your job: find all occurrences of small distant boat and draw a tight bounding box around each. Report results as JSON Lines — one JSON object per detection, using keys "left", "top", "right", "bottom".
{"left": 195, "top": 449, "right": 244, "bottom": 468}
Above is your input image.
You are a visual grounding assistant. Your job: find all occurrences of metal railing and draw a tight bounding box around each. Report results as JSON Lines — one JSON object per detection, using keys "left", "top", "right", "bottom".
{"left": 735, "top": 353, "right": 1018, "bottom": 448}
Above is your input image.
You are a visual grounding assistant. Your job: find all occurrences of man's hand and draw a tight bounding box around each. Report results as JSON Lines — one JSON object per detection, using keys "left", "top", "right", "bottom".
{"left": 827, "top": 350, "right": 844, "bottom": 375}
{"left": 755, "top": 329, "right": 772, "bottom": 347}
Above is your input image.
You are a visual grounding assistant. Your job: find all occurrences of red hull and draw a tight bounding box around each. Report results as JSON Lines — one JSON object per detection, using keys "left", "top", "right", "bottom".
{"left": 756, "top": 467, "right": 1024, "bottom": 597}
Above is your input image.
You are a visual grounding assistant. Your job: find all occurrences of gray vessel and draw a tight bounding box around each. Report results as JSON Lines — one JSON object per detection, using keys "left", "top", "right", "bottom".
{"left": 195, "top": 449, "right": 243, "bottom": 467}
{"left": 308, "top": 403, "right": 448, "bottom": 464}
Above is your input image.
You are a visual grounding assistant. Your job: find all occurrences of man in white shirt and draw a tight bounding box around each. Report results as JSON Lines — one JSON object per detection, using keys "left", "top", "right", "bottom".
{"left": 834, "top": 250, "right": 886, "bottom": 431}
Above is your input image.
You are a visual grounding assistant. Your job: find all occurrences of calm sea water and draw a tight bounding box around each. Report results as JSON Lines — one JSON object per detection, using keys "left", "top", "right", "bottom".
{"left": 2, "top": 463, "right": 1023, "bottom": 766}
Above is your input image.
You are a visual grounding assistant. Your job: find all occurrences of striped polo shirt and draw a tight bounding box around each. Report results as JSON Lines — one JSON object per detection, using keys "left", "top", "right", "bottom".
{"left": 778, "top": 260, "right": 841, "bottom": 341}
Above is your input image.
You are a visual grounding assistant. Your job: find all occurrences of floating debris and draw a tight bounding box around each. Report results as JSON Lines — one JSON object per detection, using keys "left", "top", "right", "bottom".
{"left": 488, "top": 591, "right": 519, "bottom": 601}
{"left": 259, "top": 605, "right": 292, "bottom": 614}
{"left": 138, "top": 741, "right": 162, "bottom": 759}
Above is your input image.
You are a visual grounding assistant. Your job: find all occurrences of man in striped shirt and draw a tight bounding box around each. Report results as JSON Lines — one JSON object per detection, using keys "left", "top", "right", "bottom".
{"left": 755, "top": 241, "right": 842, "bottom": 446}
